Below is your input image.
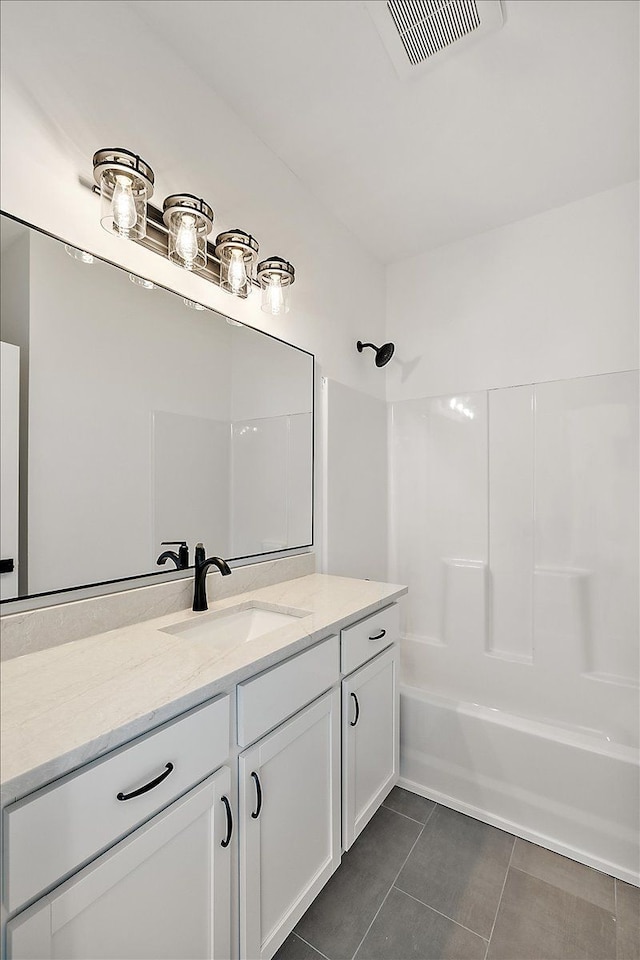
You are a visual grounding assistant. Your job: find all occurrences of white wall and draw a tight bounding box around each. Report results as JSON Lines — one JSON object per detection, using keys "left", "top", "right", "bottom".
{"left": 322, "top": 379, "right": 388, "bottom": 582}
{"left": 0, "top": 0, "right": 390, "bottom": 590}
{"left": 386, "top": 181, "right": 639, "bottom": 400}
{"left": 0, "top": 0, "right": 386, "bottom": 401}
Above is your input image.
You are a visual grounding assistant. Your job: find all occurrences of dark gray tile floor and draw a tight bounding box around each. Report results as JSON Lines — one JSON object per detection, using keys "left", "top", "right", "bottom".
{"left": 275, "top": 787, "right": 637, "bottom": 960}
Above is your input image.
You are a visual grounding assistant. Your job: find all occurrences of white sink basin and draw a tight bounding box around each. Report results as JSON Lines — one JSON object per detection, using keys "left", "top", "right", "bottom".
{"left": 161, "top": 602, "right": 311, "bottom": 647}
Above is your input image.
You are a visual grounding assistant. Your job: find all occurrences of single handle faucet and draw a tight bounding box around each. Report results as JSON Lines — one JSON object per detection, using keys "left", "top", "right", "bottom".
{"left": 193, "top": 543, "right": 232, "bottom": 611}
{"left": 157, "top": 541, "right": 190, "bottom": 570}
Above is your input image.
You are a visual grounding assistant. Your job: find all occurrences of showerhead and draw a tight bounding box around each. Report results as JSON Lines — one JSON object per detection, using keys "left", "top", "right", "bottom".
{"left": 356, "top": 340, "right": 395, "bottom": 368}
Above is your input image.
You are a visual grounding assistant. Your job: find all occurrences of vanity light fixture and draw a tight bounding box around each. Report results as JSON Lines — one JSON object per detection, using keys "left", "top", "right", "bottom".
{"left": 215, "top": 229, "right": 259, "bottom": 299}
{"left": 183, "top": 298, "right": 206, "bottom": 311}
{"left": 64, "top": 244, "right": 94, "bottom": 264}
{"left": 93, "top": 149, "right": 154, "bottom": 240}
{"left": 163, "top": 194, "right": 214, "bottom": 272}
{"left": 87, "top": 148, "right": 297, "bottom": 313}
{"left": 257, "top": 257, "right": 295, "bottom": 316}
{"left": 128, "top": 273, "right": 154, "bottom": 289}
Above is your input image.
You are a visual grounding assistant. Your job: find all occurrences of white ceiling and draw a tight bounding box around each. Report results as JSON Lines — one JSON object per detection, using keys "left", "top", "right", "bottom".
{"left": 128, "top": 2, "right": 638, "bottom": 261}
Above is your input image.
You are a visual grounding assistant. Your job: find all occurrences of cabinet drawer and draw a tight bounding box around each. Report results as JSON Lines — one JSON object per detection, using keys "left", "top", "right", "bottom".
{"left": 340, "top": 604, "right": 398, "bottom": 675}
{"left": 237, "top": 636, "right": 339, "bottom": 748}
{"left": 4, "top": 694, "right": 230, "bottom": 915}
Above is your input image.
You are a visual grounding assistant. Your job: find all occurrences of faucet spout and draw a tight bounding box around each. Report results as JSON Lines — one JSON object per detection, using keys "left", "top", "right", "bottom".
{"left": 156, "top": 550, "right": 181, "bottom": 569}
{"left": 157, "top": 541, "right": 190, "bottom": 570}
{"left": 193, "top": 543, "right": 232, "bottom": 611}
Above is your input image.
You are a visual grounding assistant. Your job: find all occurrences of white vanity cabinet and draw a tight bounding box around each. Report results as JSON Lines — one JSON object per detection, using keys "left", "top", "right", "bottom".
{"left": 237, "top": 638, "right": 341, "bottom": 960}
{"left": 4, "top": 694, "right": 233, "bottom": 960}
{"left": 341, "top": 606, "right": 400, "bottom": 850}
{"left": 2, "top": 596, "right": 403, "bottom": 960}
{"left": 7, "top": 767, "right": 233, "bottom": 960}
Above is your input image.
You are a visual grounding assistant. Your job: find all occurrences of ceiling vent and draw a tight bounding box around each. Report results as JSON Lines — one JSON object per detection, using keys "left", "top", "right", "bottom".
{"left": 366, "top": 0, "right": 504, "bottom": 80}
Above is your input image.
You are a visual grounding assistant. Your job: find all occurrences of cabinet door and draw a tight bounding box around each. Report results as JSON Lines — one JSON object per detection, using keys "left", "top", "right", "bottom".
{"left": 342, "top": 645, "right": 399, "bottom": 850}
{"left": 7, "top": 767, "right": 233, "bottom": 960}
{"left": 239, "top": 689, "right": 341, "bottom": 960}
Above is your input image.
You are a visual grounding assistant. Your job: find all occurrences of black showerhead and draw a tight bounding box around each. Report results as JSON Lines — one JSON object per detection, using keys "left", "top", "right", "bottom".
{"left": 356, "top": 340, "right": 395, "bottom": 368}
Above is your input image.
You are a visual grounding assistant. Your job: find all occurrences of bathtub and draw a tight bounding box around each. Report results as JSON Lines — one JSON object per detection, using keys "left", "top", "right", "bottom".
{"left": 399, "top": 684, "right": 640, "bottom": 885}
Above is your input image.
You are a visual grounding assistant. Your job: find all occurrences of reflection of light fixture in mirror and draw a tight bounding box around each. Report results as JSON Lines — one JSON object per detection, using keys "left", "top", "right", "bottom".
{"left": 183, "top": 298, "right": 206, "bottom": 311}
{"left": 226, "top": 318, "right": 244, "bottom": 327}
{"left": 93, "top": 149, "right": 154, "bottom": 240}
{"left": 215, "top": 229, "right": 259, "bottom": 298}
{"left": 128, "top": 274, "right": 154, "bottom": 289}
{"left": 64, "top": 244, "right": 94, "bottom": 264}
{"left": 163, "top": 194, "right": 214, "bottom": 271}
{"left": 257, "top": 257, "right": 295, "bottom": 315}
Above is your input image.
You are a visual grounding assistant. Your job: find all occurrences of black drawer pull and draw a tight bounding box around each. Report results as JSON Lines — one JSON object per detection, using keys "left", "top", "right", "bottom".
{"left": 0, "top": 558, "right": 14, "bottom": 574}
{"left": 221, "top": 795, "right": 233, "bottom": 847}
{"left": 251, "top": 771, "right": 263, "bottom": 819}
{"left": 369, "top": 629, "right": 386, "bottom": 641}
{"left": 116, "top": 762, "right": 174, "bottom": 801}
{"left": 350, "top": 692, "right": 360, "bottom": 727}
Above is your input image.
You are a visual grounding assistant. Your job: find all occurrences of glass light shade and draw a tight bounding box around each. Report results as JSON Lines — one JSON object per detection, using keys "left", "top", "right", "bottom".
{"left": 163, "top": 195, "right": 214, "bottom": 272}
{"left": 215, "top": 230, "right": 259, "bottom": 299}
{"left": 64, "top": 244, "right": 94, "bottom": 264}
{"left": 257, "top": 257, "right": 295, "bottom": 316}
{"left": 93, "top": 150, "right": 154, "bottom": 241}
{"left": 128, "top": 273, "right": 154, "bottom": 289}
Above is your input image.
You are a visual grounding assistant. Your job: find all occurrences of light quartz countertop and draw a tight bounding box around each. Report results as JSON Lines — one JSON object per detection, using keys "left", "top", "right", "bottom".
{"left": 0, "top": 574, "right": 406, "bottom": 805}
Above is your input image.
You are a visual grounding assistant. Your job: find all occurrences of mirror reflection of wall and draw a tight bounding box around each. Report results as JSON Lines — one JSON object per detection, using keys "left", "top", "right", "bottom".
{"left": 0, "top": 216, "right": 313, "bottom": 602}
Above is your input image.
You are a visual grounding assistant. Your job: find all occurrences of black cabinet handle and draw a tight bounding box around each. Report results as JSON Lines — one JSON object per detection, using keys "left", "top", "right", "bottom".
{"left": 0, "top": 558, "right": 14, "bottom": 575}
{"left": 221, "top": 795, "right": 233, "bottom": 847}
{"left": 369, "top": 629, "right": 386, "bottom": 641}
{"left": 251, "top": 771, "right": 263, "bottom": 819}
{"left": 116, "top": 762, "right": 174, "bottom": 801}
{"left": 350, "top": 692, "right": 360, "bottom": 727}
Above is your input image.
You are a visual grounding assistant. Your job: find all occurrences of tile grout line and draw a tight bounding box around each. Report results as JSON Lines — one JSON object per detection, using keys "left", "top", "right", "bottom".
{"left": 293, "top": 932, "right": 332, "bottom": 960}
{"left": 390, "top": 886, "right": 489, "bottom": 943}
{"left": 381, "top": 802, "right": 435, "bottom": 827}
{"left": 483, "top": 835, "right": 516, "bottom": 960}
{"left": 350, "top": 803, "right": 438, "bottom": 960}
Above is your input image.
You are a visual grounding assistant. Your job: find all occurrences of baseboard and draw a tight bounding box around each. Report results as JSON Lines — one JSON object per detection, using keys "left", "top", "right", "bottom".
{"left": 397, "top": 776, "right": 640, "bottom": 888}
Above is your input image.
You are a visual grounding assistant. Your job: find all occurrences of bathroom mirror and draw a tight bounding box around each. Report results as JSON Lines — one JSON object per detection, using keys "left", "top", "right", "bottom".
{"left": 0, "top": 213, "right": 314, "bottom": 603}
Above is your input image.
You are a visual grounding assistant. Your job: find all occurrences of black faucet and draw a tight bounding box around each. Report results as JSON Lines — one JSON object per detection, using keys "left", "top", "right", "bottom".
{"left": 193, "top": 543, "right": 232, "bottom": 611}
{"left": 157, "top": 541, "right": 190, "bottom": 570}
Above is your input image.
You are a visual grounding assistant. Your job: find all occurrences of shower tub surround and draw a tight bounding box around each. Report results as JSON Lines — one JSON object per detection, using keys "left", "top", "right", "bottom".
{"left": 390, "top": 370, "right": 639, "bottom": 884}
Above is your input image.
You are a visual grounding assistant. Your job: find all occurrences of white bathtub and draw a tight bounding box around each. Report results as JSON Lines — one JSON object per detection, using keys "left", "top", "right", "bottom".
{"left": 399, "top": 684, "right": 640, "bottom": 885}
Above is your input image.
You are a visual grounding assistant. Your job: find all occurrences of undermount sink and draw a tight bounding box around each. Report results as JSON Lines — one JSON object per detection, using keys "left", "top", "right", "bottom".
{"left": 160, "top": 602, "right": 312, "bottom": 647}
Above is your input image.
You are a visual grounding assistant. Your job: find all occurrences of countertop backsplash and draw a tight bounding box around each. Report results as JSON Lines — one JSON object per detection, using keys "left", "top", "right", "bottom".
{"left": 0, "top": 553, "right": 316, "bottom": 662}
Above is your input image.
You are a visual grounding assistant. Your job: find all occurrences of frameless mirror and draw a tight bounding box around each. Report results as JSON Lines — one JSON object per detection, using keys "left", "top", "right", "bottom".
{"left": 0, "top": 214, "right": 314, "bottom": 603}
